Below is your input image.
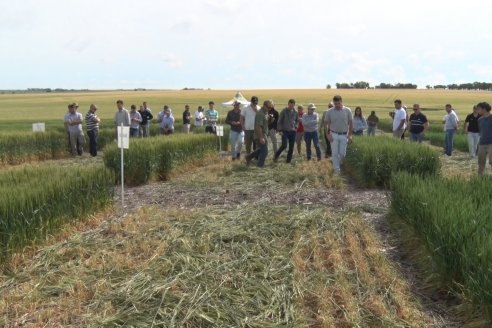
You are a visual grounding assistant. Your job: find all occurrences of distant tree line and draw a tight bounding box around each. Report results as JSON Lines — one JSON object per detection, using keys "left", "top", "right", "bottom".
{"left": 330, "top": 82, "right": 417, "bottom": 89}
{"left": 426, "top": 82, "right": 492, "bottom": 90}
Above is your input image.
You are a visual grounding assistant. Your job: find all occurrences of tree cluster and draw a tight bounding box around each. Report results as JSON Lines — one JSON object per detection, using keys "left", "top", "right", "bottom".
{"left": 427, "top": 82, "right": 492, "bottom": 90}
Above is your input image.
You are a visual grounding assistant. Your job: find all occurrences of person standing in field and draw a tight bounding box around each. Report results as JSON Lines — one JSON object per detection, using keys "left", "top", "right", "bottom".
{"left": 205, "top": 101, "right": 219, "bottom": 134}
{"left": 245, "top": 100, "right": 270, "bottom": 168}
{"left": 352, "top": 106, "right": 367, "bottom": 136}
{"left": 129, "top": 105, "right": 142, "bottom": 138}
{"left": 114, "top": 100, "right": 130, "bottom": 139}
{"left": 65, "top": 102, "right": 85, "bottom": 156}
{"left": 161, "top": 108, "right": 175, "bottom": 135}
{"left": 366, "top": 111, "right": 379, "bottom": 136}
{"left": 274, "top": 99, "right": 298, "bottom": 164}
{"left": 157, "top": 105, "right": 169, "bottom": 134}
{"left": 267, "top": 101, "right": 279, "bottom": 154}
{"left": 143, "top": 101, "right": 152, "bottom": 113}
{"left": 302, "top": 103, "right": 322, "bottom": 161}
{"left": 443, "top": 104, "right": 459, "bottom": 156}
{"left": 464, "top": 105, "right": 481, "bottom": 158}
{"left": 392, "top": 99, "right": 407, "bottom": 139}
{"left": 64, "top": 104, "right": 73, "bottom": 150}
{"left": 324, "top": 95, "right": 353, "bottom": 174}
{"left": 225, "top": 101, "right": 244, "bottom": 160}
{"left": 477, "top": 102, "right": 492, "bottom": 175}
{"left": 408, "top": 104, "right": 429, "bottom": 143}
{"left": 241, "top": 96, "right": 259, "bottom": 154}
{"left": 320, "top": 102, "right": 333, "bottom": 157}
{"left": 183, "top": 104, "right": 192, "bottom": 134}
{"left": 85, "top": 104, "right": 100, "bottom": 157}
{"left": 296, "top": 105, "right": 305, "bottom": 155}
{"left": 194, "top": 105, "right": 205, "bottom": 130}
{"left": 138, "top": 104, "right": 153, "bottom": 138}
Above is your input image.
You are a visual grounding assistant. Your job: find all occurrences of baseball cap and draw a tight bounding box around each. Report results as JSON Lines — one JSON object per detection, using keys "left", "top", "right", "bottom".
{"left": 71, "top": 102, "right": 79, "bottom": 108}
{"left": 308, "top": 103, "right": 316, "bottom": 110}
{"left": 251, "top": 96, "right": 259, "bottom": 103}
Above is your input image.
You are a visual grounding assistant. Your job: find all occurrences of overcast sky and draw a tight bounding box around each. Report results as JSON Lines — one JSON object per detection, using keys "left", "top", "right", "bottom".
{"left": 1, "top": 0, "right": 491, "bottom": 89}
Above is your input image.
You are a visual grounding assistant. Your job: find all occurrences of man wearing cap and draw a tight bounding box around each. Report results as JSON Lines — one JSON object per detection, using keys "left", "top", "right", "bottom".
{"left": 241, "top": 96, "right": 259, "bottom": 154}
{"left": 274, "top": 99, "right": 298, "bottom": 164}
{"left": 324, "top": 95, "right": 353, "bottom": 174}
{"left": 85, "top": 104, "right": 100, "bottom": 157}
{"left": 129, "top": 105, "right": 142, "bottom": 138}
{"left": 225, "top": 101, "right": 244, "bottom": 160}
{"left": 303, "top": 104, "right": 322, "bottom": 161}
{"left": 205, "top": 101, "right": 219, "bottom": 134}
{"left": 246, "top": 100, "right": 270, "bottom": 168}
{"left": 65, "top": 103, "right": 85, "bottom": 156}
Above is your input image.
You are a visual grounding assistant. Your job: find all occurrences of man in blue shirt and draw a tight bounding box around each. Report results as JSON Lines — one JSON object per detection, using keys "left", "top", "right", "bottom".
{"left": 408, "top": 104, "right": 429, "bottom": 143}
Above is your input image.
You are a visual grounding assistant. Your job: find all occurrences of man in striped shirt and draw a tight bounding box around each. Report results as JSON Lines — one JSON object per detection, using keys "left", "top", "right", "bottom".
{"left": 86, "top": 104, "right": 100, "bottom": 157}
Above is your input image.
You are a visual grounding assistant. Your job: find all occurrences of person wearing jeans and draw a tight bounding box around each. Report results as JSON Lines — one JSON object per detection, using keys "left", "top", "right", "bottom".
{"left": 225, "top": 101, "right": 244, "bottom": 160}
{"left": 477, "top": 102, "right": 492, "bottom": 175}
{"left": 464, "top": 106, "right": 481, "bottom": 158}
{"left": 324, "top": 95, "right": 353, "bottom": 174}
{"left": 274, "top": 99, "right": 298, "bottom": 163}
{"left": 408, "top": 104, "right": 429, "bottom": 143}
{"left": 302, "top": 103, "right": 322, "bottom": 161}
{"left": 246, "top": 100, "right": 270, "bottom": 168}
{"left": 241, "top": 96, "right": 259, "bottom": 154}
{"left": 443, "top": 104, "right": 459, "bottom": 156}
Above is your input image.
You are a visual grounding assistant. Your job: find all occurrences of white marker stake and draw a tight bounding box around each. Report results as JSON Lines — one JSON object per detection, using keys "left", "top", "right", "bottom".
{"left": 117, "top": 124, "right": 130, "bottom": 207}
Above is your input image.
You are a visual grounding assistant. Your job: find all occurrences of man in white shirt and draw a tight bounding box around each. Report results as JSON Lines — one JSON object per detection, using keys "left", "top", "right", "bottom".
{"left": 241, "top": 96, "right": 259, "bottom": 154}
{"left": 194, "top": 106, "right": 205, "bottom": 130}
{"left": 392, "top": 99, "right": 407, "bottom": 139}
{"left": 443, "top": 104, "right": 459, "bottom": 156}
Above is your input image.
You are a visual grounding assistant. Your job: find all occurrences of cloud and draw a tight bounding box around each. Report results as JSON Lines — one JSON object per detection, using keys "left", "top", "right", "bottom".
{"left": 468, "top": 64, "right": 492, "bottom": 78}
{"left": 161, "top": 53, "right": 184, "bottom": 68}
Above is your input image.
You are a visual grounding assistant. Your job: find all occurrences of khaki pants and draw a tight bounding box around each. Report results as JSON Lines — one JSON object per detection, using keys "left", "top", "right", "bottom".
{"left": 268, "top": 129, "right": 278, "bottom": 154}
{"left": 478, "top": 144, "right": 492, "bottom": 175}
{"left": 69, "top": 131, "right": 85, "bottom": 156}
{"left": 244, "top": 130, "right": 255, "bottom": 154}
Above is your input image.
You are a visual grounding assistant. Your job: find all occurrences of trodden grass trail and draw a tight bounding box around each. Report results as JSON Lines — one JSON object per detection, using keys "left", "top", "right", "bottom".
{"left": 0, "top": 154, "right": 477, "bottom": 327}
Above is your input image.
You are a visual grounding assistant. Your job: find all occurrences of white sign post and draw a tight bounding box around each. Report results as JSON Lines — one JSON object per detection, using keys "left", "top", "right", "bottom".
{"left": 117, "top": 124, "right": 130, "bottom": 207}
{"left": 32, "top": 122, "right": 45, "bottom": 132}
{"left": 216, "top": 125, "right": 224, "bottom": 153}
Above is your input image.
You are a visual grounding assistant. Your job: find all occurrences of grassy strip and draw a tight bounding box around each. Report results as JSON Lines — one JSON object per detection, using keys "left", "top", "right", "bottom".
{"left": 391, "top": 172, "right": 492, "bottom": 318}
{"left": 0, "top": 164, "right": 114, "bottom": 264}
{"left": 345, "top": 136, "right": 441, "bottom": 187}
{"left": 0, "top": 206, "right": 432, "bottom": 327}
{"left": 103, "top": 134, "right": 221, "bottom": 185}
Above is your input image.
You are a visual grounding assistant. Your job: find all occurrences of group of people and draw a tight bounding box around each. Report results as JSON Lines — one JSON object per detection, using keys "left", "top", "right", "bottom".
{"left": 63, "top": 96, "right": 492, "bottom": 176}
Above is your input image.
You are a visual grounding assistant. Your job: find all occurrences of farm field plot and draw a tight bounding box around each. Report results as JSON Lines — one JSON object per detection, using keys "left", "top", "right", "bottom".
{"left": 0, "top": 158, "right": 454, "bottom": 327}
{"left": 0, "top": 89, "right": 490, "bottom": 131}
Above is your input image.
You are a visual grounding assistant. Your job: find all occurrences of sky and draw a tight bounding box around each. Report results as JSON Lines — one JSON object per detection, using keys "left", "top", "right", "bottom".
{"left": 1, "top": 0, "right": 491, "bottom": 90}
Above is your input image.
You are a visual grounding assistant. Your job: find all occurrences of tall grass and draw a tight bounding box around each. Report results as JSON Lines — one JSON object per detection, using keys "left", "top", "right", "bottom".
{"left": 103, "top": 134, "right": 219, "bottom": 185}
{"left": 345, "top": 136, "right": 440, "bottom": 187}
{"left": 0, "top": 164, "right": 114, "bottom": 263}
{"left": 391, "top": 172, "right": 492, "bottom": 317}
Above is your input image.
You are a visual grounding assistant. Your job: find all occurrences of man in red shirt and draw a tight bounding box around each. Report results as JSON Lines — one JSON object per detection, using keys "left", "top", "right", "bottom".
{"left": 296, "top": 105, "right": 304, "bottom": 155}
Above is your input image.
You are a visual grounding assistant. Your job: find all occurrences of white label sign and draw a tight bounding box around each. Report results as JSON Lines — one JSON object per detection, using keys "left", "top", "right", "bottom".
{"left": 216, "top": 125, "right": 224, "bottom": 137}
{"left": 32, "top": 122, "right": 45, "bottom": 132}
{"left": 117, "top": 126, "right": 130, "bottom": 149}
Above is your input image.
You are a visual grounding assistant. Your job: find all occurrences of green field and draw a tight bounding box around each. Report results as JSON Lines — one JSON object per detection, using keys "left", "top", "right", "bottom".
{"left": 0, "top": 89, "right": 490, "bottom": 131}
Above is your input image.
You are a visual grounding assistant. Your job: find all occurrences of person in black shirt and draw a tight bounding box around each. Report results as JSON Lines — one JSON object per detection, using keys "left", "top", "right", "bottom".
{"left": 409, "top": 104, "right": 429, "bottom": 143}
{"left": 267, "top": 103, "right": 279, "bottom": 153}
{"left": 464, "top": 105, "right": 481, "bottom": 158}
{"left": 138, "top": 105, "right": 154, "bottom": 137}
{"left": 183, "top": 105, "right": 192, "bottom": 134}
{"left": 225, "top": 101, "right": 244, "bottom": 160}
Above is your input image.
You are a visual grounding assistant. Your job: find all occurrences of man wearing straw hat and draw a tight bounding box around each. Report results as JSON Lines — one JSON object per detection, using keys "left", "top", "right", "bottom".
{"left": 65, "top": 102, "right": 86, "bottom": 156}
